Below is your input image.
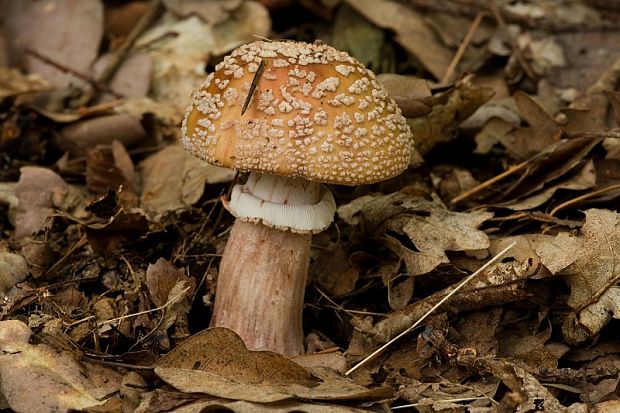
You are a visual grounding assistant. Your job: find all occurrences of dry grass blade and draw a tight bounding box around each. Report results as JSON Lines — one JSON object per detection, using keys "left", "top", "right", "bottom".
{"left": 345, "top": 241, "right": 516, "bottom": 376}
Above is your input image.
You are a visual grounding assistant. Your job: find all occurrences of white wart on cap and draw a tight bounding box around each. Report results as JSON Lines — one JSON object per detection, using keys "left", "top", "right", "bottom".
{"left": 181, "top": 40, "right": 413, "bottom": 186}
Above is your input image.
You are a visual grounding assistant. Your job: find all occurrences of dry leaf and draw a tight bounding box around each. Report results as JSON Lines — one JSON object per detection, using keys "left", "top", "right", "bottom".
{"left": 474, "top": 116, "right": 516, "bottom": 155}
{"left": 136, "top": 392, "right": 372, "bottom": 413}
{"left": 136, "top": 1, "right": 271, "bottom": 111}
{"left": 56, "top": 114, "right": 146, "bottom": 156}
{"left": 155, "top": 328, "right": 392, "bottom": 403}
{"left": 146, "top": 258, "right": 195, "bottom": 307}
{"left": 0, "top": 320, "right": 121, "bottom": 413}
{"left": 92, "top": 51, "right": 153, "bottom": 100}
{"left": 499, "top": 158, "right": 596, "bottom": 211}
{"left": 86, "top": 141, "right": 138, "bottom": 196}
{"left": 332, "top": 3, "right": 390, "bottom": 72}
{"left": 568, "top": 400, "right": 620, "bottom": 413}
{"left": 311, "top": 242, "right": 358, "bottom": 296}
{"left": 537, "top": 209, "right": 620, "bottom": 343}
{"left": 498, "top": 322, "right": 565, "bottom": 369}
{"left": 343, "top": 0, "right": 452, "bottom": 79}
{"left": 293, "top": 352, "right": 347, "bottom": 374}
{"left": 155, "top": 366, "right": 392, "bottom": 404}
{"left": 156, "top": 327, "right": 315, "bottom": 382}
{"left": 13, "top": 166, "right": 69, "bottom": 240}
{"left": 348, "top": 253, "right": 535, "bottom": 354}
{"left": 3, "top": 0, "right": 103, "bottom": 90}
{"left": 399, "top": 378, "right": 499, "bottom": 411}
{"left": 407, "top": 79, "right": 495, "bottom": 154}
{"left": 162, "top": 0, "right": 243, "bottom": 24}
{"left": 377, "top": 74, "right": 433, "bottom": 118}
{"left": 0, "top": 252, "right": 28, "bottom": 296}
{"left": 53, "top": 287, "right": 88, "bottom": 315}
{"left": 0, "top": 68, "right": 52, "bottom": 99}
{"left": 139, "top": 144, "right": 235, "bottom": 215}
{"left": 453, "top": 308, "right": 502, "bottom": 356}
{"left": 518, "top": 33, "right": 566, "bottom": 76}
{"left": 498, "top": 91, "right": 605, "bottom": 163}
{"left": 339, "top": 190, "right": 492, "bottom": 277}
{"left": 485, "top": 359, "right": 565, "bottom": 412}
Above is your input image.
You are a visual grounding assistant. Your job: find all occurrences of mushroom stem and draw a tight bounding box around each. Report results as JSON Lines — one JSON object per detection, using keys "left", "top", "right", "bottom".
{"left": 211, "top": 220, "right": 310, "bottom": 355}
{"left": 211, "top": 172, "right": 334, "bottom": 355}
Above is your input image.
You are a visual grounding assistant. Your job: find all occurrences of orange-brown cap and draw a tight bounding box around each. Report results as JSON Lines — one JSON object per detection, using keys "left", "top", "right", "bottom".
{"left": 181, "top": 40, "right": 412, "bottom": 186}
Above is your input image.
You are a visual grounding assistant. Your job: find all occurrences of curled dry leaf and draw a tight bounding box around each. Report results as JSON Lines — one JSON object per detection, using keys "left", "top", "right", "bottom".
{"left": 339, "top": 190, "right": 492, "bottom": 277}
{"left": 484, "top": 359, "right": 565, "bottom": 412}
{"left": 348, "top": 251, "right": 535, "bottom": 356}
{"left": 155, "top": 328, "right": 392, "bottom": 403}
{"left": 0, "top": 320, "right": 121, "bottom": 413}
{"left": 398, "top": 378, "right": 499, "bottom": 411}
{"left": 499, "top": 158, "right": 596, "bottom": 211}
{"left": 146, "top": 257, "right": 195, "bottom": 308}
{"left": 377, "top": 74, "right": 433, "bottom": 118}
{"left": 406, "top": 79, "right": 495, "bottom": 154}
{"left": 139, "top": 144, "right": 235, "bottom": 215}
{"left": 146, "top": 258, "right": 195, "bottom": 339}
{"left": 86, "top": 140, "right": 138, "bottom": 196}
{"left": 13, "top": 166, "right": 69, "bottom": 240}
{"left": 536, "top": 209, "right": 620, "bottom": 343}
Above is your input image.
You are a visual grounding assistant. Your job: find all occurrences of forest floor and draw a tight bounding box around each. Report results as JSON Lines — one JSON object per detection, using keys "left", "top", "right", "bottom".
{"left": 1, "top": 0, "right": 620, "bottom": 412}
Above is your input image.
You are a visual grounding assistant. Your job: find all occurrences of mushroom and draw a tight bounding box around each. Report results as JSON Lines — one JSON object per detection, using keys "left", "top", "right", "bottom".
{"left": 182, "top": 40, "right": 412, "bottom": 356}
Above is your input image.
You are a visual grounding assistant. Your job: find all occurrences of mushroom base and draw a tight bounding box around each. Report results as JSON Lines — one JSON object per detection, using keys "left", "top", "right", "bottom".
{"left": 211, "top": 219, "right": 310, "bottom": 355}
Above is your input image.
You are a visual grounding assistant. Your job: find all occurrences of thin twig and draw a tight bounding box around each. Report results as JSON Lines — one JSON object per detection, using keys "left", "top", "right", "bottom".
{"left": 80, "top": 356, "right": 154, "bottom": 370}
{"left": 205, "top": 172, "right": 239, "bottom": 240}
{"left": 314, "top": 285, "right": 349, "bottom": 321}
{"left": 24, "top": 48, "right": 122, "bottom": 98}
{"left": 441, "top": 12, "right": 484, "bottom": 84}
{"left": 96, "top": 0, "right": 162, "bottom": 86}
{"left": 450, "top": 159, "right": 530, "bottom": 205}
{"left": 393, "top": 397, "right": 493, "bottom": 409}
{"left": 45, "top": 234, "right": 88, "bottom": 277}
{"left": 241, "top": 59, "right": 266, "bottom": 115}
{"left": 488, "top": 0, "right": 538, "bottom": 82}
{"left": 98, "top": 286, "right": 191, "bottom": 326}
{"left": 549, "top": 184, "right": 620, "bottom": 217}
{"left": 344, "top": 241, "right": 516, "bottom": 376}
{"left": 563, "top": 129, "right": 620, "bottom": 140}
{"left": 66, "top": 286, "right": 191, "bottom": 329}
{"left": 191, "top": 257, "right": 215, "bottom": 307}
{"left": 323, "top": 304, "right": 386, "bottom": 317}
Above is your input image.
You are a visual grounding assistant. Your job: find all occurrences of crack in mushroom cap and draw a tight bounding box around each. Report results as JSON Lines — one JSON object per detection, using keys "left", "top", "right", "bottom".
{"left": 181, "top": 40, "right": 413, "bottom": 186}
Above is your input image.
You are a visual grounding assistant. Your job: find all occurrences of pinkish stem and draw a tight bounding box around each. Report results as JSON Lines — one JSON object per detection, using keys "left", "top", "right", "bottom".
{"left": 211, "top": 220, "right": 310, "bottom": 355}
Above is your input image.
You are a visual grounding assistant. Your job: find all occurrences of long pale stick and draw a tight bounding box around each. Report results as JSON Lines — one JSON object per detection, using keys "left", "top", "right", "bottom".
{"left": 345, "top": 241, "right": 516, "bottom": 376}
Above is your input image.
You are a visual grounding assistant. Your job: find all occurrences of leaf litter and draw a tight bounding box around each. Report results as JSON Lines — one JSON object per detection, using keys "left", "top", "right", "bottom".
{"left": 1, "top": 0, "right": 620, "bottom": 412}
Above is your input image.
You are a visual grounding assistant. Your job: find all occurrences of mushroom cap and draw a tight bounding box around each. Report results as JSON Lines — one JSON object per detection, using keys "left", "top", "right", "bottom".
{"left": 182, "top": 40, "right": 413, "bottom": 186}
